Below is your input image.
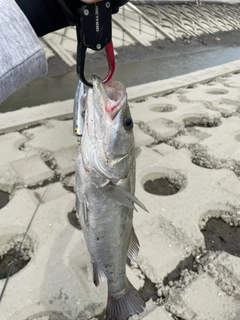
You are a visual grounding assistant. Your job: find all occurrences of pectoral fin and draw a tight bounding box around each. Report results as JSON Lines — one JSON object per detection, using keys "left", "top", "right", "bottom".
{"left": 127, "top": 227, "right": 140, "bottom": 261}
{"left": 76, "top": 194, "right": 89, "bottom": 229}
{"left": 104, "top": 184, "right": 149, "bottom": 213}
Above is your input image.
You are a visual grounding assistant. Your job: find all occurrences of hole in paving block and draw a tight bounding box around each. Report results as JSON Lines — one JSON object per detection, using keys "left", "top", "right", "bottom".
{"left": 0, "top": 190, "right": 9, "bottom": 209}
{"left": 183, "top": 116, "right": 221, "bottom": 128}
{"left": 162, "top": 90, "right": 174, "bottom": 97}
{"left": 144, "top": 178, "right": 179, "bottom": 195}
{"left": 150, "top": 104, "right": 176, "bottom": 113}
{"left": 191, "top": 150, "right": 217, "bottom": 170}
{"left": 205, "top": 89, "right": 229, "bottom": 95}
{"left": 142, "top": 171, "right": 186, "bottom": 196}
{"left": 126, "top": 258, "right": 158, "bottom": 302}
{"left": 201, "top": 218, "right": 240, "bottom": 257}
{"left": 63, "top": 184, "right": 74, "bottom": 193}
{"left": 40, "top": 150, "right": 57, "bottom": 170}
{"left": 25, "top": 311, "right": 70, "bottom": 320}
{"left": 139, "top": 277, "right": 158, "bottom": 302}
{"left": 62, "top": 174, "right": 75, "bottom": 193}
{"left": 0, "top": 235, "right": 33, "bottom": 279}
{"left": 186, "top": 84, "right": 198, "bottom": 89}
{"left": 19, "top": 142, "right": 28, "bottom": 151}
{"left": 163, "top": 255, "right": 196, "bottom": 286}
{"left": 68, "top": 210, "right": 81, "bottom": 230}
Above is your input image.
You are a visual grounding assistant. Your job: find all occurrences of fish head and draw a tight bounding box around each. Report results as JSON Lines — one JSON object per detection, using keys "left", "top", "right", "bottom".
{"left": 82, "top": 74, "right": 135, "bottom": 179}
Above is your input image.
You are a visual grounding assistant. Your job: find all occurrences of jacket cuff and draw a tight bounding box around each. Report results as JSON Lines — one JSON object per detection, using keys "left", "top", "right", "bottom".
{"left": 0, "top": 0, "right": 47, "bottom": 103}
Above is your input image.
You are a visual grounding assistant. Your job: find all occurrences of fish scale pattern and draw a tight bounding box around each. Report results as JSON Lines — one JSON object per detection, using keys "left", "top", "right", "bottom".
{"left": 2, "top": 63, "right": 240, "bottom": 320}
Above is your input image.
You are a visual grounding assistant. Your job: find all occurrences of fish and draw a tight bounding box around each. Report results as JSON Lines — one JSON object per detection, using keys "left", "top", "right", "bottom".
{"left": 75, "top": 74, "right": 148, "bottom": 320}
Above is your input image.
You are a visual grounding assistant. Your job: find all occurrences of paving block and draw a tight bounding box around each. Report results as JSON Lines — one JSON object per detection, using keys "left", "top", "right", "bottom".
{"left": 135, "top": 147, "right": 239, "bottom": 239}
{"left": 166, "top": 274, "right": 240, "bottom": 320}
{"left": 142, "top": 307, "right": 173, "bottom": 320}
{"left": 146, "top": 118, "right": 180, "bottom": 141}
{"left": 218, "top": 73, "right": 240, "bottom": 89}
{"left": 0, "top": 132, "right": 39, "bottom": 191}
{"left": 0, "top": 100, "right": 73, "bottom": 134}
{"left": 0, "top": 188, "right": 39, "bottom": 228}
{"left": 0, "top": 188, "right": 109, "bottom": 320}
{"left": 131, "top": 304, "right": 173, "bottom": 320}
{"left": 24, "top": 120, "right": 77, "bottom": 176}
{"left": 130, "top": 93, "right": 221, "bottom": 128}
{"left": 173, "top": 130, "right": 210, "bottom": 147}
{"left": 134, "top": 215, "right": 187, "bottom": 283}
{"left": 25, "top": 120, "right": 76, "bottom": 152}
{"left": 153, "top": 143, "right": 176, "bottom": 156}
{"left": 54, "top": 145, "right": 78, "bottom": 176}
{"left": 134, "top": 124, "right": 154, "bottom": 147}
{"left": 11, "top": 154, "right": 54, "bottom": 186}
{"left": 203, "top": 252, "right": 240, "bottom": 299}
{"left": 32, "top": 182, "right": 71, "bottom": 203}
{"left": 181, "top": 82, "right": 240, "bottom": 103}
{"left": 133, "top": 147, "right": 240, "bottom": 283}
{"left": 211, "top": 99, "right": 239, "bottom": 116}
{"left": 196, "top": 116, "right": 240, "bottom": 162}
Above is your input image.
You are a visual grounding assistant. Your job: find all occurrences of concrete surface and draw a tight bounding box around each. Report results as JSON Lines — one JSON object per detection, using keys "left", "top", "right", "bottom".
{"left": 45, "top": 2, "right": 240, "bottom": 64}
{"left": 2, "top": 60, "right": 240, "bottom": 320}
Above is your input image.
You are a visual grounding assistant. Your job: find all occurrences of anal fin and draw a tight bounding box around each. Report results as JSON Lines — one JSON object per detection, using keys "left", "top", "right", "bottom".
{"left": 92, "top": 262, "right": 107, "bottom": 287}
{"left": 127, "top": 227, "right": 140, "bottom": 261}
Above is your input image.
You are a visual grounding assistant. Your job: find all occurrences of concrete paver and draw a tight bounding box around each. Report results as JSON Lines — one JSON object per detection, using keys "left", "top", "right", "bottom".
{"left": 25, "top": 120, "right": 76, "bottom": 152}
{"left": 0, "top": 101, "right": 73, "bottom": 134}
{"left": 166, "top": 273, "right": 240, "bottom": 320}
{"left": 0, "top": 132, "right": 39, "bottom": 191}
{"left": 24, "top": 120, "right": 77, "bottom": 176}
{"left": 130, "top": 94, "right": 221, "bottom": 127}
{"left": 196, "top": 117, "right": 240, "bottom": 162}
{"left": 54, "top": 146, "right": 77, "bottom": 176}
{"left": 133, "top": 125, "right": 154, "bottom": 147}
{"left": 2, "top": 59, "right": 240, "bottom": 320}
{"left": 141, "top": 307, "right": 173, "bottom": 320}
{"left": 0, "top": 188, "right": 106, "bottom": 320}
{"left": 152, "top": 143, "right": 176, "bottom": 156}
{"left": 11, "top": 154, "right": 54, "bottom": 186}
{"left": 131, "top": 305, "right": 173, "bottom": 320}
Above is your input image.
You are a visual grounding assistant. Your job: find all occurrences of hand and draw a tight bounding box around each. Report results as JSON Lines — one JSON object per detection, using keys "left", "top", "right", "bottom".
{"left": 56, "top": 0, "right": 129, "bottom": 25}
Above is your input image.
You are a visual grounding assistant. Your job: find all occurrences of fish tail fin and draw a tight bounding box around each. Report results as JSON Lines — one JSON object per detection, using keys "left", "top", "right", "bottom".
{"left": 106, "top": 279, "right": 145, "bottom": 320}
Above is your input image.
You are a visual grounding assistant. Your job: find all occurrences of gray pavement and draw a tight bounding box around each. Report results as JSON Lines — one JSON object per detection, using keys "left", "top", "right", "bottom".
{"left": 1, "top": 60, "right": 240, "bottom": 320}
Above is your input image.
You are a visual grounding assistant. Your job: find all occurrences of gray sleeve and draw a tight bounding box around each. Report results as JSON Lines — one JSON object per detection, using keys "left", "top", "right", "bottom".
{"left": 0, "top": 0, "right": 48, "bottom": 104}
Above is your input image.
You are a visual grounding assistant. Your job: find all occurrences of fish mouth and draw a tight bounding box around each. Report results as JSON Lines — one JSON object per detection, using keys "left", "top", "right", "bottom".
{"left": 91, "top": 74, "right": 126, "bottom": 120}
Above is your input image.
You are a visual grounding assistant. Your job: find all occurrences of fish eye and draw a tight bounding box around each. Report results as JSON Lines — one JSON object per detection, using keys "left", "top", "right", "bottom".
{"left": 124, "top": 117, "right": 133, "bottom": 131}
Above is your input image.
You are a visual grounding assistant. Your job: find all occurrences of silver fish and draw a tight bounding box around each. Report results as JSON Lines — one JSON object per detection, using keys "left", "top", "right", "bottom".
{"left": 75, "top": 75, "right": 148, "bottom": 320}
